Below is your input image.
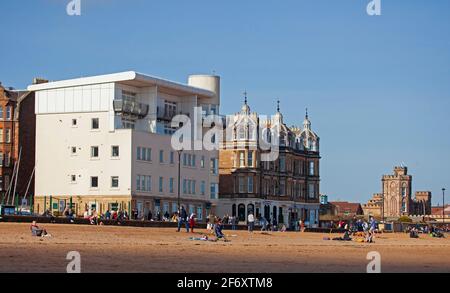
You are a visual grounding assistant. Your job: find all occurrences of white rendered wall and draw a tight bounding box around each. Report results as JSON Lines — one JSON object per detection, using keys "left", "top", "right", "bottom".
{"left": 35, "top": 112, "right": 132, "bottom": 197}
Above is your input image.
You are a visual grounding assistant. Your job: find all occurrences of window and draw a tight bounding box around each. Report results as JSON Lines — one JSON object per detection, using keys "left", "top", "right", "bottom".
{"left": 159, "top": 150, "right": 164, "bottom": 163}
{"left": 91, "top": 118, "right": 99, "bottom": 129}
{"left": 248, "top": 152, "right": 253, "bottom": 167}
{"left": 309, "top": 161, "right": 315, "bottom": 176}
{"left": 6, "top": 107, "right": 11, "bottom": 120}
{"left": 169, "top": 178, "right": 174, "bottom": 193}
{"left": 183, "top": 153, "right": 187, "bottom": 166}
{"left": 71, "top": 175, "right": 77, "bottom": 183}
{"left": 280, "top": 180, "right": 285, "bottom": 196}
{"left": 210, "top": 158, "right": 218, "bottom": 175}
{"left": 72, "top": 119, "right": 77, "bottom": 126}
{"left": 201, "top": 156, "right": 205, "bottom": 168}
{"left": 192, "top": 180, "right": 197, "bottom": 195}
{"left": 5, "top": 129, "right": 11, "bottom": 143}
{"left": 308, "top": 183, "right": 315, "bottom": 198}
{"left": 248, "top": 176, "right": 254, "bottom": 193}
{"left": 210, "top": 183, "right": 218, "bottom": 199}
{"left": 183, "top": 179, "right": 187, "bottom": 194}
{"left": 146, "top": 148, "right": 151, "bottom": 161}
{"left": 0, "top": 152, "right": 3, "bottom": 166}
{"left": 197, "top": 207, "right": 203, "bottom": 221}
{"left": 240, "top": 152, "right": 245, "bottom": 167}
{"left": 91, "top": 146, "right": 99, "bottom": 158}
{"left": 159, "top": 177, "right": 163, "bottom": 193}
{"left": 192, "top": 155, "right": 196, "bottom": 167}
{"left": 0, "top": 107, "right": 3, "bottom": 120}
{"left": 188, "top": 154, "right": 192, "bottom": 166}
{"left": 137, "top": 147, "right": 151, "bottom": 161}
{"left": 280, "top": 157, "right": 286, "bottom": 172}
{"left": 141, "top": 175, "right": 146, "bottom": 191}
{"left": 170, "top": 152, "right": 175, "bottom": 164}
{"left": 238, "top": 126, "right": 246, "bottom": 140}
{"left": 91, "top": 177, "right": 98, "bottom": 188}
{"left": 136, "top": 175, "right": 141, "bottom": 191}
{"left": 111, "top": 176, "right": 119, "bottom": 188}
{"left": 0, "top": 128, "right": 2, "bottom": 142}
{"left": 238, "top": 177, "right": 245, "bottom": 193}
{"left": 71, "top": 147, "right": 77, "bottom": 155}
{"left": 146, "top": 176, "right": 152, "bottom": 192}
{"left": 201, "top": 181, "right": 206, "bottom": 195}
{"left": 111, "top": 146, "right": 119, "bottom": 157}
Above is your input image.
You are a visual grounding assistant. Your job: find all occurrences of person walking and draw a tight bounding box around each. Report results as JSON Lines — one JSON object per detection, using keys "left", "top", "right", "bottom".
{"left": 248, "top": 213, "right": 255, "bottom": 232}
{"left": 189, "top": 213, "right": 196, "bottom": 233}
{"left": 177, "top": 206, "right": 190, "bottom": 232}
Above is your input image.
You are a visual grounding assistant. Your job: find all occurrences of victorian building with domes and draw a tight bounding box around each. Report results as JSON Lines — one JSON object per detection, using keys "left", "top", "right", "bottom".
{"left": 216, "top": 95, "right": 321, "bottom": 229}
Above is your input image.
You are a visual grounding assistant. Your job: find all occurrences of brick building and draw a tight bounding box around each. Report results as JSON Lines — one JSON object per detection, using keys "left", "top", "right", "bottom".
{"left": 0, "top": 82, "right": 36, "bottom": 206}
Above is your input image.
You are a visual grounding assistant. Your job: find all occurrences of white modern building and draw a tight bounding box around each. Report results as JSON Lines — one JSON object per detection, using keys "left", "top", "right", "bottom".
{"left": 28, "top": 71, "right": 220, "bottom": 220}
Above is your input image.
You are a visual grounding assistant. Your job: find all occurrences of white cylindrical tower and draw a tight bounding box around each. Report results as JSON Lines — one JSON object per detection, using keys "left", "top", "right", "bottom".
{"left": 188, "top": 74, "right": 220, "bottom": 106}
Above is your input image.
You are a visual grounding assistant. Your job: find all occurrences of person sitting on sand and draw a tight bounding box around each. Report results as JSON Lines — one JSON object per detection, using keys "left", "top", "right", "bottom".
{"left": 30, "top": 221, "right": 51, "bottom": 237}
{"left": 214, "top": 219, "right": 227, "bottom": 241}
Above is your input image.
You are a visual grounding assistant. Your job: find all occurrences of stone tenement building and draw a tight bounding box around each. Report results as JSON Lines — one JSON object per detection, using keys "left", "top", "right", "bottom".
{"left": 363, "top": 166, "right": 432, "bottom": 218}
{"left": 217, "top": 97, "right": 321, "bottom": 228}
{"left": 0, "top": 82, "right": 36, "bottom": 205}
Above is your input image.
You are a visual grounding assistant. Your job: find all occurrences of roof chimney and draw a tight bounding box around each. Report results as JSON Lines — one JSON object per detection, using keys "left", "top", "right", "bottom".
{"left": 33, "top": 78, "right": 49, "bottom": 85}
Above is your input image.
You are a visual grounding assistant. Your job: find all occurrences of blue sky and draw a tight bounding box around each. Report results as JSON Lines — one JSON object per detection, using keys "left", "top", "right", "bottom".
{"left": 0, "top": 0, "right": 449, "bottom": 205}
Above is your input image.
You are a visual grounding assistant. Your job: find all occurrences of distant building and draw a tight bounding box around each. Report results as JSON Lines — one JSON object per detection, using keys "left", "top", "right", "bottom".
{"left": 321, "top": 201, "right": 364, "bottom": 219}
{"left": 0, "top": 82, "right": 36, "bottom": 206}
{"left": 362, "top": 193, "right": 383, "bottom": 217}
{"left": 363, "top": 166, "right": 432, "bottom": 219}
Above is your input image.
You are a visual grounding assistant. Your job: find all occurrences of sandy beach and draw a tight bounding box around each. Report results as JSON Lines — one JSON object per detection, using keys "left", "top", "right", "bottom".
{"left": 0, "top": 223, "right": 449, "bottom": 273}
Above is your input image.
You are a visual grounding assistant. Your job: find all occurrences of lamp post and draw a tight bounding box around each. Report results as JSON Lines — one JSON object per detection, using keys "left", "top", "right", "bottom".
{"left": 443, "top": 188, "right": 446, "bottom": 225}
{"left": 177, "top": 149, "right": 183, "bottom": 209}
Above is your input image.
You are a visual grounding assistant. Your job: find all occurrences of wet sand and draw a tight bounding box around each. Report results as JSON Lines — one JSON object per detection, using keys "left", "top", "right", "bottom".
{"left": 0, "top": 223, "right": 449, "bottom": 273}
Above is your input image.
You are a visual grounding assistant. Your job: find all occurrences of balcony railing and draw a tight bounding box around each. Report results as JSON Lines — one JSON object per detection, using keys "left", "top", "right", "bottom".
{"left": 157, "top": 107, "right": 190, "bottom": 121}
{"left": 113, "top": 99, "right": 149, "bottom": 118}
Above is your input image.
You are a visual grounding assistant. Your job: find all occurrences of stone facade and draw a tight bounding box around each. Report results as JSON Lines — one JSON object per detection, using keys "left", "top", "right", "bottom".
{"left": 217, "top": 97, "right": 321, "bottom": 228}
{"left": 363, "top": 167, "right": 432, "bottom": 219}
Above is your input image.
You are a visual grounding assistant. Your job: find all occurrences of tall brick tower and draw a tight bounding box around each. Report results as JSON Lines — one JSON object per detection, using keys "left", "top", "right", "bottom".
{"left": 382, "top": 166, "right": 412, "bottom": 218}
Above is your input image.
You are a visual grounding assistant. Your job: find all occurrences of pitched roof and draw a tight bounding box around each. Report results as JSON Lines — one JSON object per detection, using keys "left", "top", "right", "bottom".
{"left": 330, "top": 201, "right": 364, "bottom": 215}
